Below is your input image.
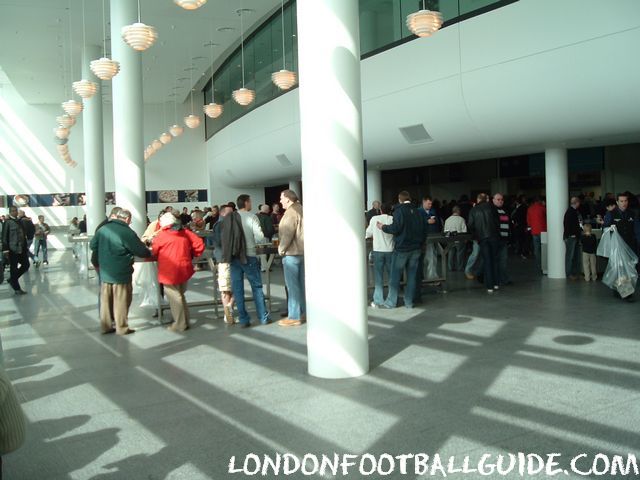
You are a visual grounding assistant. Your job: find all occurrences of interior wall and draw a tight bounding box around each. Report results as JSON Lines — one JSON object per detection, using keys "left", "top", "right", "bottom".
{"left": 0, "top": 81, "right": 208, "bottom": 224}
{"left": 603, "top": 144, "right": 640, "bottom": 195}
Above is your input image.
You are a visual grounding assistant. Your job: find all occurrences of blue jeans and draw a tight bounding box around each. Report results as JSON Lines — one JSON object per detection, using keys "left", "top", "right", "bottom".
{"left": 230, "top": 256, "right": 269, "bottom": 325}
{"left": 532, "top": 235, "right": 542, "bottom": 273}
{"left": 564, "top": 237, "right": 582, "bottom": 277}
{"left": 34, "top": 238, "right": 48, "bottom": 262}
{"left": 497, "top": 240, "right": 511, "bottom": 285}
{"left": 371, "top": 251, "right": 392, "bottom": 305}
{"left": 465, "top": 241, "right": 483, "bottom": 276}
{"left": 384, "top": 249, "right": 421, "bottom": 308}
{"left": 282, "top": 255, "right": 306, "bottom": 320}
{"left": 479, "top": 238, "right": 499, "bottom": 289}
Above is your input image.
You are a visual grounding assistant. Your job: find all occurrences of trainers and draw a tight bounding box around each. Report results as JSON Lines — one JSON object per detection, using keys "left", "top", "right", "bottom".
{"left": 278, "top": 318, "right": 302, "bottom": 327}
{"left": 494, "top": 285, "right": 499, "bottom": 290}
{"left": 487, "top": 289, "right": 494, "bottom": 293}
{"left": 370, "top": 302, "right": 381, "bottom": 308}
{"left": 117, "top": 328, "right": 135, "bottom": 335}
{"left": 465, "top": 273, "right": 475, "bottom": 280}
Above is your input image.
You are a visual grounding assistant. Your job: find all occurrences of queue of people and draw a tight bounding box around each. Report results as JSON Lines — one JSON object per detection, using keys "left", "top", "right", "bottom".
{"left": 363, "top": 189, "right": 639, "bottom": 305}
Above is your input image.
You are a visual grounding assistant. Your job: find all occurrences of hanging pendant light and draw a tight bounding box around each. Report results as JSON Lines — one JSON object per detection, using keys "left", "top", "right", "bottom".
{"left": 232, "top": 88, "right": 255, "bottom": 106}
{"left": 90, "top": 57, "right": 120, "bottom": 80}
{"left": 122, "top": 0, "right": 158, "bottom": 51}
{"left": 406, "top": 1, "right": 443, "bottom": 38}
{"left": 57, "top": 114, "right": 76, "bottom": 128}
{"left": 91, "top": 1, "right": 120, "bottom": 80}
{"left": 73, "top": 79, "right": 98, "bottom": 99}
{"left": 203, "top": 36, "right": 223, "bottom": 118}
{"left": 174, "top": 0, "right": 207, "bottom": 10}
{"left": 169, "top": 124, "right": 184, "bottom": 137}
{"left": 232, "top": 9, "right": 255, "bottom": 106}
{"left": 151, "top": 139, "right": 163, "bottom": 151}
{"left": 62, "top": 100, "right": 83, "bottom": 116}
{"left": 54, "top": 126, "right": 70, "bottom": 139}
{"left": 159, "top": 132, "right": 173, "bottom": 144}
{"left": 203, "top": 103, "right": 223, "bottom": 118}
{"left": 184, "top": 114, "right": 201, "bottom": 129}
{"left": 57, "top": 144, "right": 69, "bottom": 155}
{"left": 272, "top": 0, "right": 297, "bottom": 90}
{"left": 74, "top": 2, "right": 98, "bottom": 99}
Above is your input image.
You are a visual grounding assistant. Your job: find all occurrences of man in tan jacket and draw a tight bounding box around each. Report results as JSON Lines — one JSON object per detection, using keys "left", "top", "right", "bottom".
{"left": 277, "top": 189, "right": 305, "bottom": 327}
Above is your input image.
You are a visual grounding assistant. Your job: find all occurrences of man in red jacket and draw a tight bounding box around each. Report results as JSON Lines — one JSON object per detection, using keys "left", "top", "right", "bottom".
{"left": 527, "top": 196, "right": 547, "bottom": 274}
{"left": 152, "top": 211, "right": 205, "bottom": 332}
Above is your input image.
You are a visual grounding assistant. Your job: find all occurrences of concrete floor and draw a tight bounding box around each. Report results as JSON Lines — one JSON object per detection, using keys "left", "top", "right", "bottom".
{"left": 1, "top": 251, "right": 639, "bottom": 479}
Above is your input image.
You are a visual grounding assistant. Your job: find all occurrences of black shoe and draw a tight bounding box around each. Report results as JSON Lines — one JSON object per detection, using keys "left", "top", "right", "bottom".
{"left": 239, "top": 322, "right": 251, "bottom": 328}
{"left": 624, "top": 296, "right": 635, "bottom": 303}
{"left": 14, "top": 289, "right": 27, "bottom": 295}
{"left": 280, "top": 312, "right": 288, "bottom": 318}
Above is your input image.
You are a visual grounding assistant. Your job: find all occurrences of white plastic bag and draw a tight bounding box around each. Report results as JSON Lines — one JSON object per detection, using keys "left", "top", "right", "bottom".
{"left": 596, "top": 227, "right": 612, "bottom": 258}
{"left": 135, "top": 262, "right": 160, "bottom": 308}
{"left": 601, "top": 226, "right": 638, "bottom": 298}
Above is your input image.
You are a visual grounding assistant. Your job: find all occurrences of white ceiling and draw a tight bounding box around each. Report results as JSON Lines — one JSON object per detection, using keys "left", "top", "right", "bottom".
{"left": 0, "top": 0, "right": 281, "bottom": 105}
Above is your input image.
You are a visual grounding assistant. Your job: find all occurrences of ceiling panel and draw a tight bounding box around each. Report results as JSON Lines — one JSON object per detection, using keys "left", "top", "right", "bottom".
{"left": 0, "top": 0, "right": 281, "bottom": 104}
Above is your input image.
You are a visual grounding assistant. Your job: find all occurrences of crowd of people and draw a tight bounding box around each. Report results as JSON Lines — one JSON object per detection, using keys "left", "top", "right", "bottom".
{"left": 365, "top": 190, "right": 640, "bottom": 307}
{"left": 84, "top": 189, "right": 306, "bottom": 335}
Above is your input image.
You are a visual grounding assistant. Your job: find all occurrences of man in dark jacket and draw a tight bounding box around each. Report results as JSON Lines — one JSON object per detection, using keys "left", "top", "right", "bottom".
{"left": 563, "top": 197, "right": 583, "bottom": 280}
{"left": 2, "top": 206, "right": 29, "bottom": 294}
{"left": 468, "top": 193, "right": 500, "bottom": 292}
{"left": 377, "top": 191, "right": 427, "bottom": 308}
{"left": 90, "top": 209, "right": 150, "bottom": 335}
{"left": 18, "top": 211, "right": 36, "bottom": 264}
{"left": 604, "top": 192, "right": 638, "bottom": 253}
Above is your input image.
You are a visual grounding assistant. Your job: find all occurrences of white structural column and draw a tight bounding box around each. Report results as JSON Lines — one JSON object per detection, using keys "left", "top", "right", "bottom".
{"left": 288, "top": 180, "right": 301, "bottom": 197}
{"left": 110, "top": 0, "right": 146, "bottom": 234}
{"left": 298, "top": 0, "right": 369, "bottom": 378}
{"left": 545, "top": 148, "right": 568, "bottom": 279}
{"left": 82, "top": 45, "right": 105, "bottom": 233}
{"left": 366, "top": 168, "right": 382, "bottom": 208}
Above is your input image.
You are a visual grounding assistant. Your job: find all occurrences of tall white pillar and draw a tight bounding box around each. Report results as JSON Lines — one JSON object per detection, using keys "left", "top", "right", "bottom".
{"left": 298, "top": 0, "right": 369, "bottom": 379}
{"left": 82, "top": 45, "right": 105, "bottom": 234}
{"left": 288, "top": 180, "right": 301, "bottom": 197}
{"left": 110, "top": 0, "right": 146, "bottom": 234}
{"left": 545, "top": 148, "right": 568, "bottom": 279}
{"left": 366, "top": 168, "right": 382, "bottom": 209}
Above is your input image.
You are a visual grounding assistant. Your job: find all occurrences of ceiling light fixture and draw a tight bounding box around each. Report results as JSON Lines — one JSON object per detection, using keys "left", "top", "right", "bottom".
{"left": 271, "top": 0, "right": 297, "bottom": 90}
{"left": 232, "top": 9, "right": 255, "bottom": 106}
{"left": 406, "top": 0, "right": 443, "bottom": 38}
{"left": 90, "top": 0, "right": 120, "bottom": 80}
{"left": 159, "top": 132, "right": 172, "bottom": 144}
{"left": 54, "top": 126, "right": 70, "bottom": 139}
{"left": 151, "top": 139, "right": 163, "bottom": 151}
{"left": 122, "top": 0, "right": 158, "bottom": 51}
{"left": 174, "top": 0, "right": 207, "bottom": 10}
{"left": 73, "top": 0, "right": 98, "bottom": 99}
{"left": 57, "top": 114, "right": 76, "bottom": 128}
{"left": 62, "top": 99, "right": 83, "bottom": 116}
{"left": 203, "top": 32, "right": 223, "bottom": 119}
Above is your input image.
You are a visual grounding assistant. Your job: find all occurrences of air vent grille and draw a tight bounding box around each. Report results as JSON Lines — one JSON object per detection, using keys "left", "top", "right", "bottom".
{"left": 399, "top": 124, "right": 433, "bottom": 144}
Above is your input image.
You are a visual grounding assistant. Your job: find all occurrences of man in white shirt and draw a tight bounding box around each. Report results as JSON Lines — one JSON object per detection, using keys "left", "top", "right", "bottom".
{"left": 443, "top": 206, "right": 468, "bottom": 271}
{"left": 231, "top": 194, "right": 270, "bottom": 327}
{"left": 366, "top": 203, "right": 394, "bottom": 307}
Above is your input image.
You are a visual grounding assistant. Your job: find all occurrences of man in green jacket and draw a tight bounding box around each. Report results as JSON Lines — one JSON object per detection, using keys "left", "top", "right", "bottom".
{"left": 90, "top": 209, "right": 151, "bottom": 335}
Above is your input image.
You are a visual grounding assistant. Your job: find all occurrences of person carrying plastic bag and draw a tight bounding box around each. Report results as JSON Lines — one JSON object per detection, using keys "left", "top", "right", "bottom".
{"left": 597, "top": 225, "right": 638, "bottom": 301}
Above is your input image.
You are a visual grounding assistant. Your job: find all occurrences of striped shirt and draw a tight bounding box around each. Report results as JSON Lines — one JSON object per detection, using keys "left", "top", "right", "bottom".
{"left": 496, "top": 208, "right": 510, "bottom": 239}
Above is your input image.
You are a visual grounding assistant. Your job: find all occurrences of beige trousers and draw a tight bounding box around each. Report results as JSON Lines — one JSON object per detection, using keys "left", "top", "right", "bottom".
{"left": 164, "top": 283, "right": 189, "bottom": 331}
{"left": 582, "top": 253, "right": 597, "bottom": 281}
{"left": 100, "top": 282, "right": 133, "bottom": 334}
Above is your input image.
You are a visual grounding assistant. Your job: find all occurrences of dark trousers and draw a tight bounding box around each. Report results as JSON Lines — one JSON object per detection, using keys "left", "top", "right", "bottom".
{"left": 479, "top": 237, "right": 499, "bottom": 290}
{"left": 8, "top": 250, "right": 29, "bottom": 291}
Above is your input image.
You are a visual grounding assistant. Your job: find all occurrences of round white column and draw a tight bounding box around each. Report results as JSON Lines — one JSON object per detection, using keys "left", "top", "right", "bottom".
{"left": 366, "top": 168, "right": 382, "bottom": 209}
{"left": 298, "top": 0, "right": 369, "bottom": 378}
{"left": 82, "top": 45, "right": 106, "bottom": 234}
{"left": 110, "top": 0, "right": 146, "bottom": 235}
{"left": 545, "top": 148, "right": 568, "bottom": 279}
{"left": 288, "top": 180, "right": 301, "bottom": 197}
